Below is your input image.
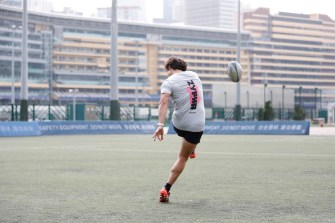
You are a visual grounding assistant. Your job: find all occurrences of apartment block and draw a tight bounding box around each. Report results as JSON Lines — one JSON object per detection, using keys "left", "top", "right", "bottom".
{"left": 0, "top": 6, "right": 249, "bottom": 106}
{"left": 244, "top": 8, "right": 335, "bottom": 108}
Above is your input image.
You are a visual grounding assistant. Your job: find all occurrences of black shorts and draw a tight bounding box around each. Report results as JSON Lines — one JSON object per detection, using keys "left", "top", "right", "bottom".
{"left": 173, "top": 125, "right": 203, "bottom": 144}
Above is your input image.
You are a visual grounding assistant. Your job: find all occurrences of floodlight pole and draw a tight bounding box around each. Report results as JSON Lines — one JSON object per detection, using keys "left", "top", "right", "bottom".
{"left": 109, "top": 0, "right": 120, "bottom": 120}
{"left": 319, "top": 89, "right": 322, "bottom": 110}
{"left": 314, "top": 87, "right": 318, "bottom": 118}
{"left": 135, "top": 40, "right": 139, "bottom": 105}
{"left": 11, "top": 25, "right": 16, "bottom": 121}
{"left": 299, "top": 86, "right": 302, "bottom": 106}
{"left": 234, "top": 0, "right": 241, "bottom": 121}
{"left": 264, "top": 83, "right": 267, "bottom": 105}
{"left": 20, "top": 0, "right": 28, "bottom": 121}
{"left": 282, "top": 85, "right": 285, "bottom": 120}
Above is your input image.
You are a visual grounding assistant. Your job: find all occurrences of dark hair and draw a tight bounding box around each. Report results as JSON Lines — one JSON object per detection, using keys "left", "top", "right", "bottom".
{"left": 164, "top": 57, "right": 187, "bottom": 71}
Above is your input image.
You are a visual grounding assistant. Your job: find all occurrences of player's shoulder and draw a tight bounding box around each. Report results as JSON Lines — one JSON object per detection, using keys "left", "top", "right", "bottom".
{"left": 165, "top": 71, "right": 199, "bottom": 85}
{"left": 185, "top": 71, "right": 200, "bottom": 79}
{"left": 184, "top": 70, "right": 197, "bottom": 76}
{"left": 170, "top": 71, "right": 198, "bottom": 79}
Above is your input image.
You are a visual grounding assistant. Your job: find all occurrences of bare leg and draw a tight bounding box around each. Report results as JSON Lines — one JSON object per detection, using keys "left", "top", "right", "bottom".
{"left": 167, "top": 138, "right": 197, "bottom": 185}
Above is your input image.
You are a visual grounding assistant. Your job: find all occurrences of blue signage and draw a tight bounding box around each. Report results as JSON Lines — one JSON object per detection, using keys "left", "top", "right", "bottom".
{"left": 168, "top": 121, "right": 310, "bottom": 135}
{"left": 38, "top": 121, "right": 157, "bottom": 135}
{"left": 0, "top": 121, "right": 310, "bottom": 137}
{"left": 0, "top": 122, "right": 40, "bottom": 137}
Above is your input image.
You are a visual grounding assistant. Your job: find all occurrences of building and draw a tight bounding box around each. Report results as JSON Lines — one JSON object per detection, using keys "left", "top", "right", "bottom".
{"left": 243, "top": 8, "right": 335, "bottom": 109}
{"left": 96, "top": 6, "right": 143, "bottom": 22}
{"left": 153, "top": 0, "right": 183, "bottom": 24}
{"left": 53, "top": 7, "right": 83, "bottom": 16}
{"left": 0, "top": 7, "right": 49, "bottom": 104}
{"left": 0, "top": 0, "right": 21, "bottom": 8}
{"left": 1, "top": 5, "right": 334, "bottom": 115}
{"left": 28, "top": 0, "right": 54, "bottom": 13}
{"left": 95, "top": 0, "right": 147, "bottom": 22}
{"left": 0, "top": 5, "right": 249, "bottom": 107}
{"left": 0, "top": 0, "right": 54, "bottom": 12}
{"left": 184, "top": 0, "right": 238, "bottom": 30}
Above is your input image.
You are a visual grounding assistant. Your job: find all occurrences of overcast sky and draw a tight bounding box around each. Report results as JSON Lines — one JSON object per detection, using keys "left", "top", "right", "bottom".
{"left": 50, "top": 0, "right": 335, "bottom": 21}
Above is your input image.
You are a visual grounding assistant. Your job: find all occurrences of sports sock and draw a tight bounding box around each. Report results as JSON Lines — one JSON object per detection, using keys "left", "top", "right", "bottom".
{"left": 164, "top": 183, "right": 172, "bottom": 192}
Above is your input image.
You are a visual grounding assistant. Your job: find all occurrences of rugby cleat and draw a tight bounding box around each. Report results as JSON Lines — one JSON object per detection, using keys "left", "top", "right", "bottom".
{"left": 159, "top": 188, "right": 170, "bottom": 202}
{"left": 189, "top": 151, "right": 196, "bottom": 159}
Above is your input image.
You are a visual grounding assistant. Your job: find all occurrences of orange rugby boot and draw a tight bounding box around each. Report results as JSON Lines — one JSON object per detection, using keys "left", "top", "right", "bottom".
{"left": 189, "top": 151, "right": 196, "bottom": 159}
{"left": 159, "top": 188, "right": 170, "bottom": 202}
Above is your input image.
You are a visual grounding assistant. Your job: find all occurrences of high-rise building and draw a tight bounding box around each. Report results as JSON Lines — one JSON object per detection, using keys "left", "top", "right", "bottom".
{"left": 0, "top": 0, "right": 54, "bottom": 12}
{"left": 53, "top": 7, "right": 83, "bottom": 16}
{"left": 172, "top": 0, "right": 184, "bottom": 22}
{"left": 0, "top": 0, "right": 21, "bottom": 7}
{"left": 1, "top": 5, "right": 334, "bottom": 119}
{"left": 28, "top": 0, "right": 53, "bottom": 12}
{"left": 0, "top": 5, "right": 248, "bottom": 107}
{"left": 184, "top": 0, "right": 238, "bottom": 30}
{"left": 153, "top": 0, "right": 183, "bottom": 24}
{"left": 243, "top": 8, "right": 335, "bottom": 108}
{"left": 96, "top": 6, "right": 142, "bottom": 21}
{"left": 95, "top": 0, "right": 147, "bottom": 22}
{"left": 163, "top": 0, "right": 174, "bottom": 22}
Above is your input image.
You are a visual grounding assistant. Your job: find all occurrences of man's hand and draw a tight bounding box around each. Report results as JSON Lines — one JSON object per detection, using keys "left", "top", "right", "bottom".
{"left": 152, "top": 126, "right": 164, "bottom": 141}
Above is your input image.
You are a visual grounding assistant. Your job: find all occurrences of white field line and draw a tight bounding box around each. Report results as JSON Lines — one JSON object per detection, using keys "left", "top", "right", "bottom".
{"left": 1, "top": 145, "right": 335, "bottom": 157}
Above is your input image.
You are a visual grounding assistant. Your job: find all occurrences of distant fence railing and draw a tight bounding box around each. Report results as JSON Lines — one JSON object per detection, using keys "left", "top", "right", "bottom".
{"left": 0, "top": 104, "right": 324, "bottom": 123}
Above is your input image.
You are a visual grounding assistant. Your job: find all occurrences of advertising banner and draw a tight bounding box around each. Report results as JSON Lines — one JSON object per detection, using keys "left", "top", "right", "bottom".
{"left": 0, "top": 122, "right": 40, "bottom": 137}
{"left": 38, "top": 121, "right": 157, "bottom": 135}
{"left": 168, "top": 121, "right": 310, "bottom": 135}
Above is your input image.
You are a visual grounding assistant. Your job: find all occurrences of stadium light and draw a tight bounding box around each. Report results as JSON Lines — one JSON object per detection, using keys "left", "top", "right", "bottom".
{"left": 299, "top": 86, "right": 302, "bottom": 106}
{"left": 282, "top": 85, "right": 285, "bottom": 120}
{"left": 319, "top": 89, "right": 322, "bottom": 110}
{"left": 134, "top": 40, "right": 139, "bottom": 105}
{"left": 264, "top": 83, "right": 267, "bottom": 105}
{"left": 315, "top": 87, "right": 318, "bottom": 117}
{"left": 20, "top": 0, "right": 28, "bottom": 121}
{"left": 109, "top": 0, "right": 120, "bottom": 120}
{"left": 235, "top": 0, "right": 241, "bottom": 121}
{"left": 10, "top": 24, "right": 21, "bottom": 121}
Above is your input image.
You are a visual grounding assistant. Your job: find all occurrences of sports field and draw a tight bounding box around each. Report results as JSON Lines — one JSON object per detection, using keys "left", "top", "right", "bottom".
{"left": 0, "top": 134, "right": 334, "bottom": 223}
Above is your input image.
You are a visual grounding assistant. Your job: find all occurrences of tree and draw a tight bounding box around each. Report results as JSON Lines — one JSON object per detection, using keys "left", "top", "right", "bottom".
{"left": 258, "top": 101, "right": 275, "bottom": 121}
{"left": 258, "top": 108, "right": 264, "bottom": 121}
{"left": 293, "top": 105, "right": 306, "bottom": 120}
{"left": 263, "top": 101, "right": 275, "bottom": 120}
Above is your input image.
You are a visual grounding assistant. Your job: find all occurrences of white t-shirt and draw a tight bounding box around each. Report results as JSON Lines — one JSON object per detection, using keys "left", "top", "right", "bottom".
{"left": 161, "top": 71, "right": 205, "bottom": 132}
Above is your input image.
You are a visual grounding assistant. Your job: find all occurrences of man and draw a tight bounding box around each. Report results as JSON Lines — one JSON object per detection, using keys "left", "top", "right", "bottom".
{"left": 152, "top": 57, "right": 205, "bottom": 202}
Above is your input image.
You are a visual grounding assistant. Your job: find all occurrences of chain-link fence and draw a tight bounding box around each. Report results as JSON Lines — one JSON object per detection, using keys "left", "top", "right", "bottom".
{"left": 0, "top": 104, "right": 325, "bottom": 123}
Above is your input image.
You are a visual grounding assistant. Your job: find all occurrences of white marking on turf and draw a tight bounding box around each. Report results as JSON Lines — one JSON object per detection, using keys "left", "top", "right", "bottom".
{"left": 1, "top": 146, "right": 335, "bottom": 157}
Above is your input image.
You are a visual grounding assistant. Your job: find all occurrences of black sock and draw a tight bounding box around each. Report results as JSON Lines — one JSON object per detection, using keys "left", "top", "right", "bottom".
{"left": 164, "top": 183, "right": 172, "bottom": 192}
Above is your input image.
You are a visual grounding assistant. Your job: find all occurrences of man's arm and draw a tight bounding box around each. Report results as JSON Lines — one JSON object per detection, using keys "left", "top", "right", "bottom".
{"left": 152, "top": 93, "right": 170, "bottom": 141}
{"left": 158, "top": 93, "right": 170, "bottom": 125}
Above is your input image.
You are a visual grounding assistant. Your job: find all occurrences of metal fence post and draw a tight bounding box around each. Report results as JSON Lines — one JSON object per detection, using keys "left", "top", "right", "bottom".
{"left": 48, "top": 104, "right": 51, "bottom": 120}
{"left": 15, "top": 104, "right": 18, "bottom": 120}
{"left": 11, "top": 104, "right": 14, "bottom": 121}
{"left": 101, "top": 105, "right": 104, "bottom": 121}
{"left": 148, "top": 106, "right": 151, "bottom": 121}
{"left": 32, "top": 104, "right": 35, "bottom": 121}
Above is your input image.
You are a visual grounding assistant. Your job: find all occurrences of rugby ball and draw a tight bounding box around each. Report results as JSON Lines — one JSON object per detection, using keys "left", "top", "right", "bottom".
{"left": 227, "top": 61, "right": 242, "bottom": 82}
